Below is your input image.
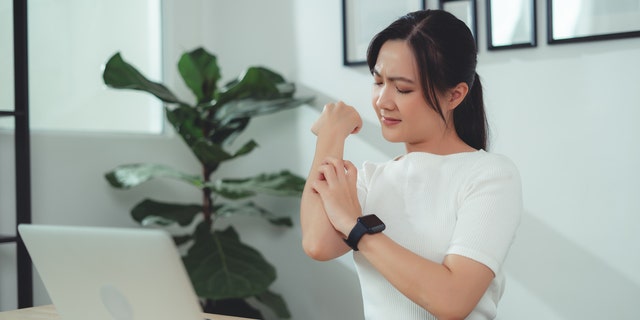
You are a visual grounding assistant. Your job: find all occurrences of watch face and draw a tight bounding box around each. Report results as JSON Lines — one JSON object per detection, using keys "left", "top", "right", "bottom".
{"left": 360, "top": 214, "right": 385, "bottom": 233}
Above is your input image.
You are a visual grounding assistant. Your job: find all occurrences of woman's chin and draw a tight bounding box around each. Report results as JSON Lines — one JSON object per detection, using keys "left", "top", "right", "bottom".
{"left": 381, "top": 132, "right": 402, "bottom": 143}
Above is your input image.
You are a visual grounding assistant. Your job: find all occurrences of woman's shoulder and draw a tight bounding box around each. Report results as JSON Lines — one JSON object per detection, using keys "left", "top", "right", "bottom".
{"left": 361, "top": 150, "right": 520, "bottom": 182}
{"left": 471, "top": 150, "right": 520, "bottom": 174}
{"left": 360, "top": 150, "right": 519, "bottom": 175}
{"left": 464, "top": 151, "right": 522, "bottom": 190}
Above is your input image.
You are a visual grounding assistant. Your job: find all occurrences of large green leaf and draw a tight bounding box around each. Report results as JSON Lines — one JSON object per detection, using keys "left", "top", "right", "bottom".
{"left": 210, "top": 117, "right": 251, "bottom": 146}
{"left": 216, "top": 67, "right": 284, "bottom": 106}
{"left": 184, "top": 224, "right": 276, "bottom": 300}
{"left": 209, "top": 170, "right": 305, "bottom": 199}
{"left": 130, "top": 199, "right": 202, "bottom": 227}
{"left": 255, "top": 290, "right": 291, "bottom": 319}
{"left": 103, "top": 53, "right": 184, "bottom": 104}
{"left": 105, "top": 163, "right": 203, "bottom": 189}
{"left": 178, "top": 48, "right": 221, "bottom": 104}
{"left": 191, "top": 140, "right": 258, "bottom": 169}
{"left": 215, "top": 96, "right": 314, "bottom": 127}
{"left": 215, "top": 201, "right": 293, "bottom": 227}
{"left": 211, "top": 70, "right": 313, "bottom": 145}
{"left": 165, "top": 105, "right": 205, "bottom": 147}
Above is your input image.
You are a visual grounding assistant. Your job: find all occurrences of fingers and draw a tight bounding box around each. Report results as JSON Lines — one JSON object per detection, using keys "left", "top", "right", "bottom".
{"left": 331, "top": 101, "right": 363, "bottom": 135}
{"left": 316, "top": 158, "right": 357, "bottom": 185}
{"left": 343, "top": 160, "right": 358, "bottom": 185}
{"left": 311, "top": 168, "right": 331, "bottom": 195}
{"left": 310, "top": 101, "right": 362, "bottom": 137}
{"left": 317, "top": 158, "right": 340, "bottom": 183}
{"left": 312, "top": 157, "right": 359, "bottom": 197}
{"left": 312, "top": 157, "right": 338, "bottom": 194}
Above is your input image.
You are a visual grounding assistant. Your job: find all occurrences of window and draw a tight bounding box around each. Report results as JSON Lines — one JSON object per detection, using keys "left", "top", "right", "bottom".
{"left": 0, "top": 0, "right": 163, "bottom": 134}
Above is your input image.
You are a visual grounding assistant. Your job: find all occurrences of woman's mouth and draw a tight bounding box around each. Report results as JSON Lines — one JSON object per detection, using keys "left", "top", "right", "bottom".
{"left": 381, "top": 116, "right": 401, "bottom": 126}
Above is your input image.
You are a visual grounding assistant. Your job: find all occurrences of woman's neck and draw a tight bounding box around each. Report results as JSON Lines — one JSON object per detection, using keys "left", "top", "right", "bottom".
{"left": 404, "top": 132, "right": 475, "bottom": 155}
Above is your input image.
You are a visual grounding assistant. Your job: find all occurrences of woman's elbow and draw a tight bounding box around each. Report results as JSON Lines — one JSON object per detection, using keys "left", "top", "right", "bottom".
{"left": 428, "top": 305, "right": 471, "bottom": 320}
{"left": 302, "top": 235, "right": 351, "bottom": 261}
{"left": 301, "top": 238, "right": 335, "bottom": 261}
{"left": 432, "top": 312, "right": 468, "bottom": 320}
{"left": 416, "top": 293, "right": 474, "bottom": 320}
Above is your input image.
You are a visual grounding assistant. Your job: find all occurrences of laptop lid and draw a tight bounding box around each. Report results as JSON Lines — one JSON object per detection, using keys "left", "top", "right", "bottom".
{"left": 18, "top": 224, "right": 204, "bottom": 320}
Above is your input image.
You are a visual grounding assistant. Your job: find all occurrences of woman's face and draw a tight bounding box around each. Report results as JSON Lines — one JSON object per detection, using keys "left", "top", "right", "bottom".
{"left": 371, "top": 40, "right": 449, "bottom": 153}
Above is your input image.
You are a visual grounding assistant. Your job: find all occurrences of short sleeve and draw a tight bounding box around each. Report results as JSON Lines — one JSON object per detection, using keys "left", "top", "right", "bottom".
{"left": 356, "top": 161, "right": 380, "bottom": 212}
{"left": 446, "top": 154, "right": 523, "bottom": 274}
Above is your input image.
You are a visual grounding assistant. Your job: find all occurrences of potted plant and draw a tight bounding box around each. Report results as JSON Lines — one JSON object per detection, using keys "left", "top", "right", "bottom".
{"left": 102, "top": 47, "right": 313, "bottom": 319}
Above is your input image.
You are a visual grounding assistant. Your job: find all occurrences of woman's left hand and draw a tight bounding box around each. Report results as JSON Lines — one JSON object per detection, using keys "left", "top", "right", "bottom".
{"left": 311, "top": 157, "right": 362, "bottom": 236}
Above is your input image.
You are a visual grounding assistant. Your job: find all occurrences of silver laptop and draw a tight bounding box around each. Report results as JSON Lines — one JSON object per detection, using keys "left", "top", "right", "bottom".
{"left": 18, "top": 224, "right": 205, "bottom": 320}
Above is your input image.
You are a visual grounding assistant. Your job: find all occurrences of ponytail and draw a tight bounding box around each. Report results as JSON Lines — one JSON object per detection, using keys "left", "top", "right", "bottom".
{"left": 454, "top": 73, "right": 487, "bottom": 150}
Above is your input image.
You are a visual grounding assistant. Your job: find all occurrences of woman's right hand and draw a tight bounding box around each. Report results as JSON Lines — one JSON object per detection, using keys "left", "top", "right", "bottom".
{"left": 311, "top": 101, "right": 363, "bottom": 138}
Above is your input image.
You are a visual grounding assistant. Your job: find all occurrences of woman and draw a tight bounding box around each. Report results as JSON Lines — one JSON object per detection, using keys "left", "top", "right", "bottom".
{"left": 300, "top": 10, "right": 522, "bottom": 320}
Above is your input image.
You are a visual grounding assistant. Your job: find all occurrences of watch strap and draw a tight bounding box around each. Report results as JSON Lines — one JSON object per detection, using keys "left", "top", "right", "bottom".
{"left": 344, "top": 214, "right": 385, "bottom": 251}
{"left": 344, "top": 219, "right": 369, "bottom": 251}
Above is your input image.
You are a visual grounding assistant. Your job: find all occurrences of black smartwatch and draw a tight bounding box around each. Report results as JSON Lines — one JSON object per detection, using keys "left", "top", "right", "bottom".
{"left": 344, "top": 214, "right": 385, "bottom": 251}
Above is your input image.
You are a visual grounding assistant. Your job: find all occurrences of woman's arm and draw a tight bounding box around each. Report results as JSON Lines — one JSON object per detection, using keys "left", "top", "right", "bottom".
{"left": 300, "top": 101, "right": 362, "bottom": 261}
{"left": 313, "top": 156, "right": 521, "bottom": 320}
{"left": 358, "top": 234, "right": 494, "bottom": 320}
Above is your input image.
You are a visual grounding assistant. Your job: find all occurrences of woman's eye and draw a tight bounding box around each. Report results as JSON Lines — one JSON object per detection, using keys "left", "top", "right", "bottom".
{"left": 397, "top": 88, "right": 412, "bottom": 94}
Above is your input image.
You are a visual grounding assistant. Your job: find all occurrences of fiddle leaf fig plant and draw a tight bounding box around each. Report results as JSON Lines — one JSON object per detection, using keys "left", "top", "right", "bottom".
{"left": 102, "top": 47, "right": 313, "bottom": 319}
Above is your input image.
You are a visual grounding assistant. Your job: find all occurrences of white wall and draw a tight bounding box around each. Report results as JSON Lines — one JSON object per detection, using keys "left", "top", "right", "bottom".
{"left": 2, "top": 0, "right": 640, "bottom": 319}
{"left": 293, "top": 0, "right": 640, "bottom": 319}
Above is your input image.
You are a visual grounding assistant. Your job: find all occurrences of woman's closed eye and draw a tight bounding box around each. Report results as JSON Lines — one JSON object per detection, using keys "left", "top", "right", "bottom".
{"left": 372, "top": 81, "right": 412, "bottom": 94}
{"left": 396, "top": 87, "right": 412, "bottom": 94}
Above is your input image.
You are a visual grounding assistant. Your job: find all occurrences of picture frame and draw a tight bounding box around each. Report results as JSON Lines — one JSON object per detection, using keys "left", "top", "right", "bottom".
{"left": 487, "top": 0, "right": 537, "bottom": 50}
{"left": 342, "top": 0, "right": 425, "bottom": 66}
{"left": 439, "top": 0, "right": 477, "bottom": 46}
{"left": 547, "top": 0, "right": 640, "bottom": 44}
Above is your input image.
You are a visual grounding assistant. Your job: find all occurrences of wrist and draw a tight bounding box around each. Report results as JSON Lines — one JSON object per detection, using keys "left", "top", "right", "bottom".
{"left": 316, "top": 128, "right": 350, "bottom": 142}
{"left": 338, "top": 217, "right": 358, "bottom": 238}
{"left": 313, "top": 136, "right": 346, "bottom": 163}
{"left": 343, "top": 214, "right": 385, "bottom": 251}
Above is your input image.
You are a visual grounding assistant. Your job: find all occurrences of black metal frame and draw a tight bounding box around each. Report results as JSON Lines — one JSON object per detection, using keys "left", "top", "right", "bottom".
{"left": 487, "top": 0, "right": 537, "bottom": 50}
{"left": 0, "top": 0, "right": 33, "bottom": 309}
{"left": 547, "top": 0, "right": 640, "bottom": 44}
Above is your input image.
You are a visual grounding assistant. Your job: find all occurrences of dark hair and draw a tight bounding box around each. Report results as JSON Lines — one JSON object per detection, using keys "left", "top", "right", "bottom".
{"left": 366, "top": 10, "right": 487, "bottom": 150}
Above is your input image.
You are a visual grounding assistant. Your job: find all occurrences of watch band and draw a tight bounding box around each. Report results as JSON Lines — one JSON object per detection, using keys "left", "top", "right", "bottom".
{"left": 344, "top": 220, "right": 368, "bottom": 251}
{"left": 344, "top": 214, "right": 385, "bottom": 251}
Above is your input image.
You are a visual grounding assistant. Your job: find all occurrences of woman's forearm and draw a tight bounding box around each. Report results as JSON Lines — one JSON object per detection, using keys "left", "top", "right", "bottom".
{"left": 300, "top": 133, "right": 351, "bottom": 261}
{"left": 357, "top": 233, "right": 494, "bottom": 319}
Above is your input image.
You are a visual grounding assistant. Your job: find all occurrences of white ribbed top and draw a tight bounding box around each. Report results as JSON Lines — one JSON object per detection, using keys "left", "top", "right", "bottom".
{"left": 354, "top": 150, "right": 522, "bottom": 320}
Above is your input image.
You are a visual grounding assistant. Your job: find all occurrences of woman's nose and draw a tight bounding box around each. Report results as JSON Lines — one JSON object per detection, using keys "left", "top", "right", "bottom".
{"left": 375, "top": 85, "right": 394, "bottom": 110}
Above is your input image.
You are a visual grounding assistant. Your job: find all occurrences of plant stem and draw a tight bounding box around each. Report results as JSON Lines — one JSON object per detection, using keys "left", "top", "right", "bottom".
{"left": 202, "top": 108, "right": 214, "bottom": 228}
{"left": 202, "top": 165, "right": 213, "bottom": 227}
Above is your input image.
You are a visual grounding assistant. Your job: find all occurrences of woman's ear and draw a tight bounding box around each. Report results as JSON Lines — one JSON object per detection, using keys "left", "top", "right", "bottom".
{"left": 446, "top": 82, "right": 469, "bottom": 111}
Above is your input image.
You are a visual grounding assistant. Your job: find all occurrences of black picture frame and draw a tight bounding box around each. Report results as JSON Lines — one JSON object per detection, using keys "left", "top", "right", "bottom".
{"left": 487, "top": 0, "right": 537, "bottom": 50}
{"left": 547, "top": 0, "right": 640, "bottom": 44}
{"left": 342, "top": 0, "right": 425, "bottom": 66}
{"left": 439, "top": 0, "right": 477, "bottom": 46}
